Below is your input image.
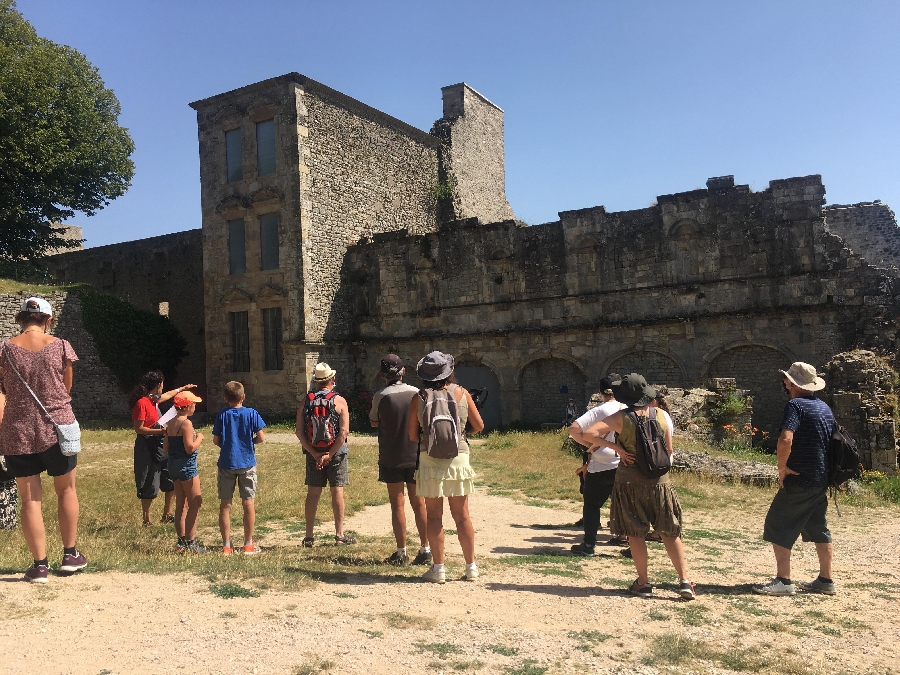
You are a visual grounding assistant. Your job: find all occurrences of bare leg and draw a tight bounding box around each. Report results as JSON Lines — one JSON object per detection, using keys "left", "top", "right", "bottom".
{"left": 53, "top": 469, "right": 79, "bottom": 548}
{"left": 407, "top": 483, "right": 428, "bottom": 548}
{"left": 140, "top": 498, "right": 153, "bottom": 524}
{"left": 425, "top": 497, "right": 445, "bottom": 563}
{"left": 627, "top": 536, "right": 649, "bottom": 584}
{"left": 305, "top": 487, "right": 323, "bottom": 539}
{"left": 815, "top": 542, "right": 833, "bottom": 580}
{"left": 773, "top": 543, "right": 792, "bottom": 580}
{"left": 173, "top": 482, "right": 187, "bottom": 539}
{"left": 219, "top": 500, "right": 232, "bottom": 544}
{"left": 386, "top": 482, "right": 407, "bottom": 549}
{"left": 16, "top": 476, "right": 45, "bottom": 560}
{"left": 330, "top": 486, "right": 345, "bottom": 536}
{"left": 163, "top": 491, "right": 175, "bottom": 518}
{"left": 660, "top": 535, "right": 689, "bottom": 580}
{"left": 448, "top": 496, "right": 475, "bottom": 564}
{"left": 242, "top": 498, "right": 255, "bottom": 544}
{"left": 181, "top": 476, "right": 203, "bottom": 541}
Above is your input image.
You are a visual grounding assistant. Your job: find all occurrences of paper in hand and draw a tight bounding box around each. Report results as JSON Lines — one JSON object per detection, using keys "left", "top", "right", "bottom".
{"left": 157, "top": 406, "right": 178, "bottom": 428}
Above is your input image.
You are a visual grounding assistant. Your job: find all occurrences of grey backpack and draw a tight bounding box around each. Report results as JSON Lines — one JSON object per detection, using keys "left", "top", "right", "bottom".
{"left": 420, "top": 386, "right": 461, "bottom": 459}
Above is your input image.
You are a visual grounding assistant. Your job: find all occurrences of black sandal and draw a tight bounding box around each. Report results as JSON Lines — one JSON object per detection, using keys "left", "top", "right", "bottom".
{"left": 301, "top": 536, "right": 314, "bottom": 548}
{"left": 628, "top": 579, "right": 653, "bottom": 598}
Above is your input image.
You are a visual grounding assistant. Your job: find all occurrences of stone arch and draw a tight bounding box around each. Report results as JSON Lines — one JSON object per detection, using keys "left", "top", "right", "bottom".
{"left": 519, "top": 357, "right": 587, "bottom": 426}
{"left": 708, "top": 344, "right": 791, "bottom": 441}
{"left": 455, "top": 358, "right": 503, "bottom": 432}
{"left": 603, "top": 350, "right": 686, "bottom": 387}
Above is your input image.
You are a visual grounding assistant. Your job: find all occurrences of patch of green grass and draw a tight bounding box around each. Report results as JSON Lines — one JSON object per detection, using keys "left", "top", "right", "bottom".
{"left": 567, "top": 630, "right": 612, "bottom": 653}
{"left": 496, "top": 554, "right": 572, "bottom": 566}
{"left": 209, "top": 582, "right": 261, "bottom": 599}
{"left": 521, "top": 472, "right": 545, "bottom": 481}
{"left": 293, "top": 656, "right": 335, "bottom": 674}
{"left": 642, "top": 632, "right": 813, "bottom": 674}
{"left": 674, "top": 603, "right": 710, "bottom": 626}
{"left": 838, "top": 616, "right": 870, "bottom": 630}
{"left": 445, "top": 529, "right": 457, "bottom": 536}
{"left": 333, "top": 592, "right": 356, "bottom": 599}
{"left": 730, "top": 597, "right": 773, "bottom": 617}
{"left": 648, "top": 608, "right": 670, "bottom": 621}
{"left": 382, "top": 611, "right": 435, "bottom": 630}
{"left": 429, "top": 660, "right": 484, "bottom": 672}
{"left": 504, "top": 661, "right": 548, "bottom": 675}
{"left": 417, "top": 642, "right": 463, "bottom": 656}
{"left": 358, "top": 628, "right": 383, "bottom": 639}
{"left": 219, "top": 611, "right": 238, "bottom": 619}
{"left": 681, "top": 527, "right": 743, "bottom": 541}
{"left": 484, "top": 644, "right": 519, "bottom": 656}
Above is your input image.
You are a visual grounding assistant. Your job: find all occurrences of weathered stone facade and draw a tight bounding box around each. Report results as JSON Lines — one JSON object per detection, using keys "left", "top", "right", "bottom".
{"left": 44, "top": 230, "right": 206, "bottom": 399}
{"left": 0, "top": 292, "right": 124, "bottom": 420}
{"left": 35, "top": 73, "right": 900, "bottom": 472}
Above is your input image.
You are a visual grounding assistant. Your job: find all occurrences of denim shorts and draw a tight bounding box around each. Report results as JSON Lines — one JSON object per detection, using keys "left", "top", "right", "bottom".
{"left": 168, "top": 454, "right": 199, "bottom": 482}
{"left": 763, "top": 482, "right": 831, "bottom": 550}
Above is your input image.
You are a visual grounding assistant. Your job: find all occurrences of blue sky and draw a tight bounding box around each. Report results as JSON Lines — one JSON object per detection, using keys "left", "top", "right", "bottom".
{"left": 17, "top": 0, "right": 900, "bottom": 247}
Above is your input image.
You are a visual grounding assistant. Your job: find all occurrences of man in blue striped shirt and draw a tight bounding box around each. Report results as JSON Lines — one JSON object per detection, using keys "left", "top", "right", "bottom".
{"left": 754, "top": 362, "right": 837, "bottom": 597}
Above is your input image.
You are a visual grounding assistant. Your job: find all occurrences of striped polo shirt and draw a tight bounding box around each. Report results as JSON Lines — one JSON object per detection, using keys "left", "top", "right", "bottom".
{"left": 780, "top": 395, "right": 835, "bottom": 489}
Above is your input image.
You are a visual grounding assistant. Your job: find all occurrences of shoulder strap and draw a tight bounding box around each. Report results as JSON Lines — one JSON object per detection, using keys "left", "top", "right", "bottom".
{"left": 5, "top": 349, "right": 58, "bottom": 427}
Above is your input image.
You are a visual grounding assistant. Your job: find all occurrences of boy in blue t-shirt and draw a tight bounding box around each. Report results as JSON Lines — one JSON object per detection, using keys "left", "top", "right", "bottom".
{"left": 212, "top": 381, "right": 266, "bottom": 554}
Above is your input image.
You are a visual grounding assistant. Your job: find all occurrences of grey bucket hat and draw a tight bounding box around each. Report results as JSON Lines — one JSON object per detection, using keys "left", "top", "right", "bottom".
{"left": 610, "top": 373, "right": 657, "bottom": 407}
{"left": 416, "top": 351, "right": 454, "bottom": 382}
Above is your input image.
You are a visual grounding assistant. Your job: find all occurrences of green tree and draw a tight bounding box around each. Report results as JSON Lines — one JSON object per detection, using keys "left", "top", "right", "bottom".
{"left": 0, "top": 0, "right": 134, "bottom": 260}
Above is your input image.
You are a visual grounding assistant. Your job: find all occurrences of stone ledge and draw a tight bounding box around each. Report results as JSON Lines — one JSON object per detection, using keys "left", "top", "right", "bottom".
{"left": 672, "top": 449, "right": 778, "bottom": 487}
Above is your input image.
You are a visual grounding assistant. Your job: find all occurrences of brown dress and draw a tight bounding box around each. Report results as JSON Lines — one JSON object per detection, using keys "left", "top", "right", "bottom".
{"left": 0, "top": 340, "right": 78, "bottom": 456}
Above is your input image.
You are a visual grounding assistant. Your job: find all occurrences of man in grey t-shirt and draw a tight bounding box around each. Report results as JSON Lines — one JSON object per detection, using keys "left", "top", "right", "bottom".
{"left": 370, "top": 354, "right": 431, "bottom": 566}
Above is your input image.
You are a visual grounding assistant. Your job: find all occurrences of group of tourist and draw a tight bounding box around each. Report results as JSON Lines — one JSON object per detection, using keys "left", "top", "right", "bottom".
{"left": 0, "top": 296, "right": 839, "bottom": 598}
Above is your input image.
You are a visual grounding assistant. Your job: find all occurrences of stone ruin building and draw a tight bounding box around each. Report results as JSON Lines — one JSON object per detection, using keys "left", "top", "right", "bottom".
{"left": 46, "top": 72, "right": 900, "bottom": 468}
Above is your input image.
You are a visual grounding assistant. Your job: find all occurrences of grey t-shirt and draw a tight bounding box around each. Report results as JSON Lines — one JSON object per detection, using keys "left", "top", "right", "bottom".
{"left": 370, "top": 381, "right": 420, "bottom": 469}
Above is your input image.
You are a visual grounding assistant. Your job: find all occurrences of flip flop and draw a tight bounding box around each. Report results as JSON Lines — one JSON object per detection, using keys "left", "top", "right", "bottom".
{"left": 645, "top": 533, "right": 663, "bottom": 543}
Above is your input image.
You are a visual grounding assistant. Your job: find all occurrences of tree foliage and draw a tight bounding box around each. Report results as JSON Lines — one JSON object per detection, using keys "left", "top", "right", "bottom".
{"left": 0, "top": 0, "right": 134, "bottom": 260}
{"left": 78, "top": 288, "right": 188, "bottom": 390}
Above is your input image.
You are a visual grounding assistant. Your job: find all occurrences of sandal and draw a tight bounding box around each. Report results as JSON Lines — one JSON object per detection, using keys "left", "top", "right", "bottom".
{"left": 604, "top": 535, "right": 628, "bottom": 546}
{"left": 301, "top": 536, "right": 314, "bottom": 548}
{"left": 628, "top": 579, "right": 653, "bottom": 598}
{"left": 645, "top": 532, "right": 663, "bottom": 543}
{"left": 334, "top": 534, "right": 356, "bottom": 545}
{"left": 160, "top": 514, "right": 175, "bottom": 524}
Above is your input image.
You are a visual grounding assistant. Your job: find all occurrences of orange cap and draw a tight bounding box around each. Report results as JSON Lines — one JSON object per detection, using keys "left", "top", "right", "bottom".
{"left": 173, "top": 391, "right": 202, "bottom": 408}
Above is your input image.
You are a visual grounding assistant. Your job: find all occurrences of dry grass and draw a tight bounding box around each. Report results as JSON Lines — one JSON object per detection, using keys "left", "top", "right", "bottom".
{"left": 0, "top": 278, "right": 70, "bottom": 295}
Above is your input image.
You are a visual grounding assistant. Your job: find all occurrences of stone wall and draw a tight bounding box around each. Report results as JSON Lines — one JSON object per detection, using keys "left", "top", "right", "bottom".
{"left": 44, "top": 230, "right": 207, "bottom": 400}
{"left": 331, "top": 174, "right": 900, "bottom": 436}
{"left": 824, "top": 202, "right": 900, "bottom": 270}
{"left": 431, "top": 84, "right": 516, "bottom": 225}
{"left": 0, "top": 292, "right": 124, "bottom": 420}
{"left": 189, "top": 74, "right": 445, "bottom": 411}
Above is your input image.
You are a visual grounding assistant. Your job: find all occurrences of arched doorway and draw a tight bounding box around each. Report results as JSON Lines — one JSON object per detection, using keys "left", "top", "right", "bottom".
{"left": 519, "top": 358, "right": 586, "bottom": 426}
{"left": 455, "top": 364, "right": 502, "bottom": 431}
{"left": 606, "top": 351, "right": 684, "bottom": 387}
{"left": 709, "top": 345, "right": 787, "bottom": 443}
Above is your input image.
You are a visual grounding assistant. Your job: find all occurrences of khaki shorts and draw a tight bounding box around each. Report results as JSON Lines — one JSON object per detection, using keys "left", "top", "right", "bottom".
{"left": 217, "top": 466, "right": 258, "bottom": 501}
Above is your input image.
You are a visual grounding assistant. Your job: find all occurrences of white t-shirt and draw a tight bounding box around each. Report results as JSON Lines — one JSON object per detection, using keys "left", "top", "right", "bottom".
{"left": 573, "top": 401, "right": 627, "bottom": 473}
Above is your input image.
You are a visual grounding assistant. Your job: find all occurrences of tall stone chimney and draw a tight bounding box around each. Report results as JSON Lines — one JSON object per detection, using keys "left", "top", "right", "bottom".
{"left": 431, "top": 83, "right": 515, "bottom": 224}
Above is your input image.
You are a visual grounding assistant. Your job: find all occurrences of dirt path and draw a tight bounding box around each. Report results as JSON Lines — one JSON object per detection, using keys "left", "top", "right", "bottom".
{"left": 1, "top": 489, "right": 898, "bottom": 674}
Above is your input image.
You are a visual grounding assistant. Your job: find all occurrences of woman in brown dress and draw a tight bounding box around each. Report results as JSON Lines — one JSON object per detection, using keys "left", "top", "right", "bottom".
{"left": 0, "top": 298, "right": 85, "bottom": 583}
{"left": 583, "top": 373, "right": 695, "bottom": 600}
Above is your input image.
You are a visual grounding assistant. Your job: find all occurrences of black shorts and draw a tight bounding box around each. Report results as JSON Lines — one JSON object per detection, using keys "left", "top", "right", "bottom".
{"left": 378, "top": 465, "right": 417, "bottom": 484}
{"left": 134, "top": 435, "right": 174, "bottom": 499}
{"left": 4, "top": 444, "right": 76, "bottom": 478}
{"left": 763, "top": 482, "right": 831, "bottom": 550}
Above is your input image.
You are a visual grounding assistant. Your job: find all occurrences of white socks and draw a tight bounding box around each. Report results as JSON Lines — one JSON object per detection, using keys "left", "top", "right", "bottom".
{"left": 432, "top": 563, "right": 445, "bottom": 572}
{"left": 419, "top": 546, "right": 430, "bottom": 554}
{"left": 397, "top": 547, "right": 407, "bottom": 555}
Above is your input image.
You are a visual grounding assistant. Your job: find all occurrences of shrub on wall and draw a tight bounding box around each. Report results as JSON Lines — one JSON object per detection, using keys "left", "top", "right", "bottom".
{"left": 77, "top": 288, "right": 187, "bottom": 389}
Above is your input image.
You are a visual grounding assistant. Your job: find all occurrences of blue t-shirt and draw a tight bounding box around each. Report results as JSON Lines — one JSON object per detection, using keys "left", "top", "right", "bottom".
{"left": 780, "top": 396, "right": 835, "bottom": 489}
{"left": 213, "top": 406, "right": 266, "bottom": 470}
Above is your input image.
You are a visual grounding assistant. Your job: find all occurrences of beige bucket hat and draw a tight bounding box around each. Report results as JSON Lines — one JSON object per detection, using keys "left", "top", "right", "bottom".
{"left": 313, "top": 362, "right": 336, "bottom": 382}
{"left": 778, "top": 362, "right": 825, "bottom": 392}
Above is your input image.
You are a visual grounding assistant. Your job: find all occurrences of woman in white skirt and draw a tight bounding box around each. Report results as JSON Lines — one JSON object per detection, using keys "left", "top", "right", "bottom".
{"left": 408, "top": 352, "right": 484, "bottom": 583}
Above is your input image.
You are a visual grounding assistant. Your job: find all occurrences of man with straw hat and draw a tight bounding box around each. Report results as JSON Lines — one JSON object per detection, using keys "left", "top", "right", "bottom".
{"left": 754, "top": 362, "right": 837, "bottom": 596}
{"left": 295, "top": 362, "right": 355, "bottom": 547}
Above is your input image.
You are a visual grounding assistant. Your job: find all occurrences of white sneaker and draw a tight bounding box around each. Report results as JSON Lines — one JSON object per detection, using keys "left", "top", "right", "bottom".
{"left": 753, "top": 578, "right": 795, "bottom": 596}
{"left": 422, "top": 565, "right": 446, "bottom": 584}
{"left": 464, "top": 563, "right": 479, "bottom": 580}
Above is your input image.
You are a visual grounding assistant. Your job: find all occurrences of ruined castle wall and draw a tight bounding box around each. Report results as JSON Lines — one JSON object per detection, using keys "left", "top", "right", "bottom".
{"left": 824, "top": 202, "right": 900, "bottom": 270}
{"left": 431, "top": 84, "right": 515, "bottom": 224}
{"left": 45, "top": 231, "right": 207, "bottom": 398}
{"left": 336, "top": 175, "right": 900, "bottom": 434}
{"left": 0, "top": 292, "right": 124, "bottom": 420}
{"left": 301, "top": 84, "right": 441, "bottom": 344}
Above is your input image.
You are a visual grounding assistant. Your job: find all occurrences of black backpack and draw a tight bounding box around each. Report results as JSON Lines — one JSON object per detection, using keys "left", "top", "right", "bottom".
{"left": 627, "top": 407, "right": 670, "bottom": 479}
{"left": 829, "top": 425, "right": 862, "bottom": 489}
